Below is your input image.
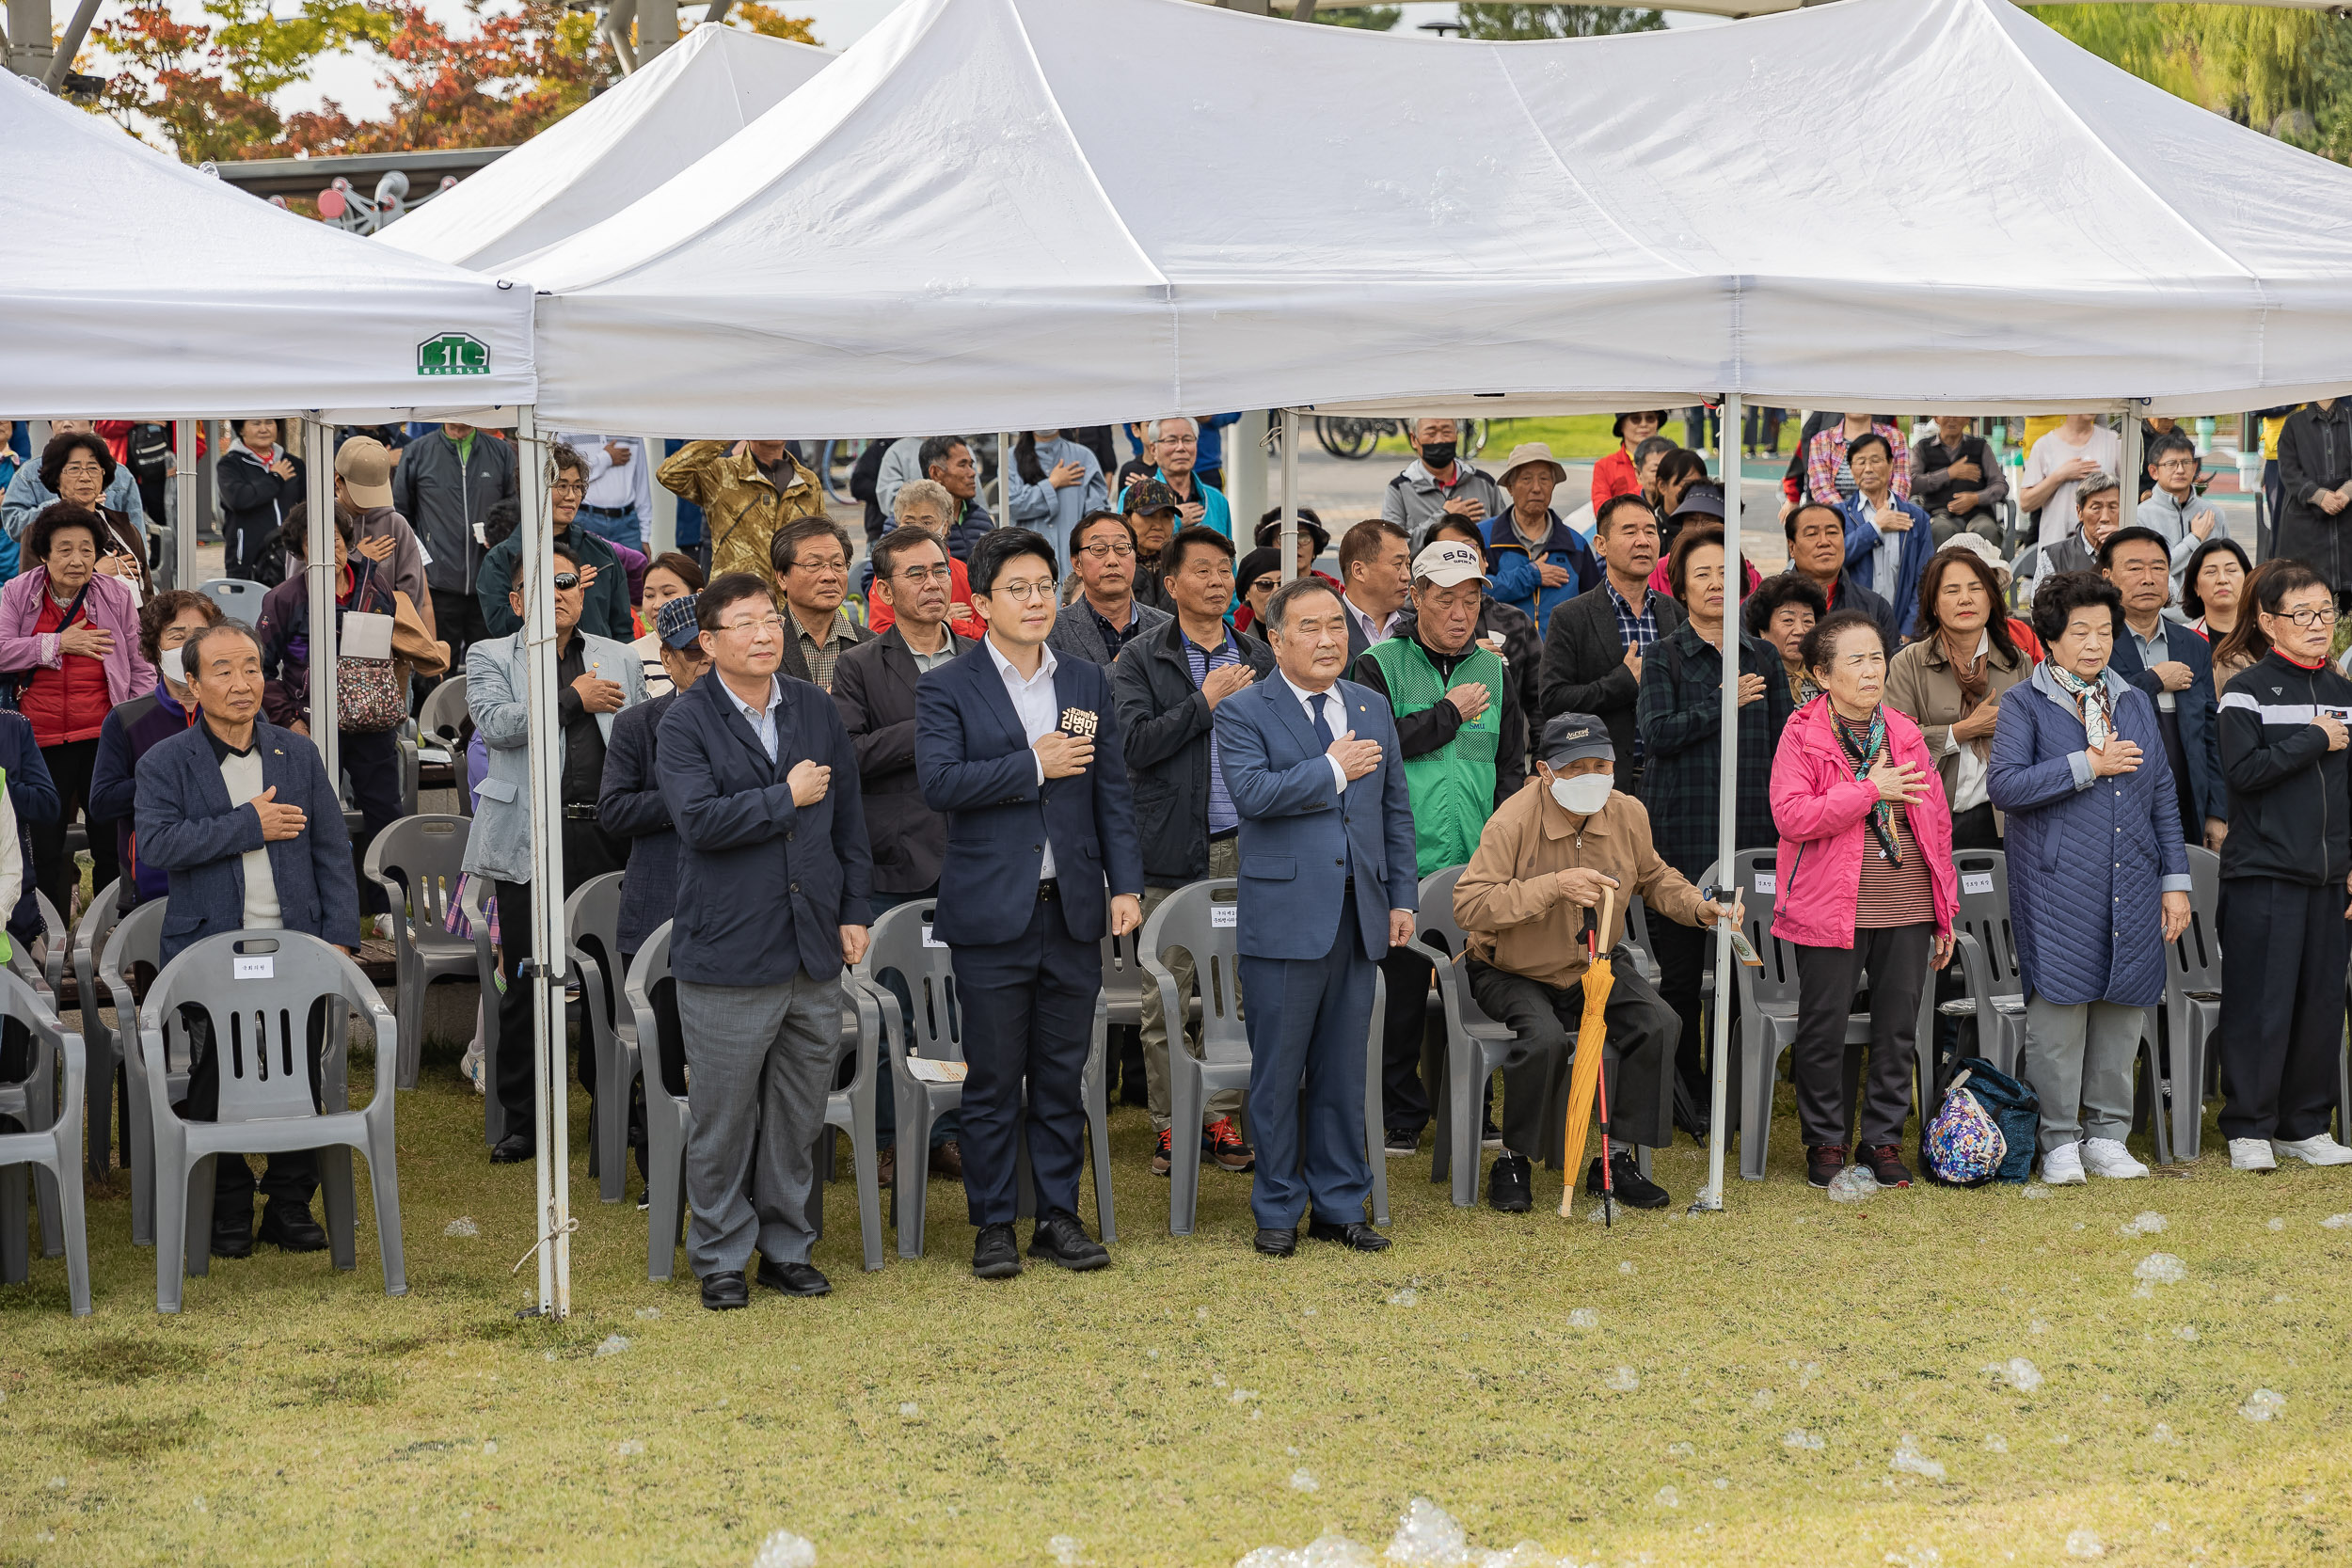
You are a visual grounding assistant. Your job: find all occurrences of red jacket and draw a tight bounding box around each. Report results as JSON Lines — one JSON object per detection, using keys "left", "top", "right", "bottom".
{"left": 1589, "top": 448, "right": 1640, "bottom": 515}
{"left": 1769, "top": 696, "right": 1957, "bottom": 949}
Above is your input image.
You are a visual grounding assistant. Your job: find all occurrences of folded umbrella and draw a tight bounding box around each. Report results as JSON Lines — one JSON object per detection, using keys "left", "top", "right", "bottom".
{"left": 1558, "top": 884, "right": 1617, "bottom": 1220}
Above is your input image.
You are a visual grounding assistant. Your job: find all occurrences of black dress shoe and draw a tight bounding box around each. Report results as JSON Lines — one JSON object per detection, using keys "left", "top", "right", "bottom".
{"left": 1584, "top": 1150, "right": 1671, "bottom": 1211}
{"left": 1306, "top": 1219, "right": 1391, "bottom": 1252}
{"left": 1253, "top": 1227, "right": 1297, "bottom": 1257}
{"left": 755, "top": 1259, "right": 832, "bottom": 1297}
{"left": 259, "top": 1200, "right": 329, "bottom": 1253}
{"left": 972, "top": 1222, "right": 1022, "bottom": 1280}
{"left": 1027, "top": 1210, "right": 1110, "bottom": 1272}
{"left": 1486, "top": 1152, "right": 1533, "bottom": 1213}
{"left": 210, "top": 1217, "right": 254, "bottom": 1259}
{"left": 489, "top": 1134, "right": 534, "bottom": 1164}
{"left": 700, "top": 1270, "right": 749, "bottom": 1310}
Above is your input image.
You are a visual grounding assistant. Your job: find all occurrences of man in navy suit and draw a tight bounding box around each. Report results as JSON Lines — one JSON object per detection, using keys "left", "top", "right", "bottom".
{"left": 2101, "top": 526, "right": 2226, "bottom": 850}
{"left": 916, "top": 527, "right": 1144, "bottom": 1280}
{"left": 1215, "top": 578, "right": 1419, "bottom": 1257}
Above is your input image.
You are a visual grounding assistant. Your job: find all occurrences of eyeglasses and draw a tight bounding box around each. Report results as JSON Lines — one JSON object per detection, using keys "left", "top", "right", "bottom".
{"left": 1079, "top": 540, "right": 1136, "bottom": 558}
{"left": 987, "top": 578, "right": 1057, "bottom": 604}
{"left": 2277, "top": 605, "right": 2340, "bottom": 629}
{"left": 550, "top": 481, "right": 588, "bottom": 497}
{"left": 892, "top": 563, "right": 954, "bottom": 585}
{"left": 2154, "top": 457, "right": 2200, "bottom": 470}
{"left": 721, "top": 614, "right": 787, "bottom": 636}
{"left": 1153, "top": 436, "right": 1198, "bottom": 448}
{"left": 787, "top": 556, "right": 849, "bottom": 576}
{"left": 552, "top": 572, "right": 580, "bottom": 591}
{"left": 1249, "top": 577, "right": 1281, "bottom": 594}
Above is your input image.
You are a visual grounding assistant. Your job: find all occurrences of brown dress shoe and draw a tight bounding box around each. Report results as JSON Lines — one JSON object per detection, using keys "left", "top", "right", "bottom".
{"left": 877, "top": 1145, "right": 897, "bottom": 1191}
{"left": 929, "top": 1138, "right": 963, "bottom": 1180}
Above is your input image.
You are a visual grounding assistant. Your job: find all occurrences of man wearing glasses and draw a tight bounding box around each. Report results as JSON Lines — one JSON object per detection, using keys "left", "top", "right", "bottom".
{"left": 2137, "top": 431, "right": 2226, "bottom": 580}
{"left": 465, "top": 543, "right": 647, "bottom": 1164}
{"left": 659, "top": 570, "right": 872, "bottom": 1307}
{"left": 1118, "top": 418, "right": 1232, "bottom": 540}
{"left": 475, "top": 442, "right": 635, "bottom": 644}
{"left": 1047, "top": 509, "right": 1169, "bottom": 667}
{"left": 916, "top": 528, "right": 1145, "bottom": 1280}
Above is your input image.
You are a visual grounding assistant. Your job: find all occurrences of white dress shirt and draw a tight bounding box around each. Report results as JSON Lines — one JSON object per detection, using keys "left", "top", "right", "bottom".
{"left": 1278, "top": 672, "right": 1353, "bottom": 796}
{"left": 986, "top": 635, "right": 1061, "bottom": 880}
{"left": 726, "top": 674, "right": 783, "bottom": 763}
{"left": 561, "top": 432, "right": 654, "bottom": 517}
{"left": 1343, "top": 591, "right": 1396, "bottom": 650}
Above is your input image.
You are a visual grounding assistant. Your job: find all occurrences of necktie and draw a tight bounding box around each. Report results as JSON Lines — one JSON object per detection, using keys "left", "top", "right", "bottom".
{"left": 1308, "top": 691, "right": 1335, "bottom": 751}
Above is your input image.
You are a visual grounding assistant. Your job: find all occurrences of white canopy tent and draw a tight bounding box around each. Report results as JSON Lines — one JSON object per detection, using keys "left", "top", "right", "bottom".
{"left": 374, "top": 24, "right": 833, "bottom": 273}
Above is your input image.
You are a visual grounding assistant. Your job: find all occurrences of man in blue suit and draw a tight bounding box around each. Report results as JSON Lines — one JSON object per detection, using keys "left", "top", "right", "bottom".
{"left": 2102, "top": 526, "right": 2226, "bottom": 850}
{"left": 916, "top": 527, "right": 1144, "bottom": 1281}
{"left": 1839, "top": 432, "right": 1934, "bottom": 640}
{"left": 1215, "top": 578, "right": 1419, "bottom": 1258}
{"left": 135, "top": 619, "right": 357, "bottom": 1259}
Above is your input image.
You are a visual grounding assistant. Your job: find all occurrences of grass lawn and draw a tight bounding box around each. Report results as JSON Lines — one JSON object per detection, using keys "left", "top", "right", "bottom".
{"left": 1355, "top": 416, "right": 1627, "bottom": 464}
{"left": 6, "top": 1046, "right": 2351, "bottom": 1567}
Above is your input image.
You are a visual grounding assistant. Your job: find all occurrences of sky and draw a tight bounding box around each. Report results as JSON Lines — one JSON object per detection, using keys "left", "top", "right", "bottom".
{"left": 275, "top": 0, "right": 1724, "bottom": 122}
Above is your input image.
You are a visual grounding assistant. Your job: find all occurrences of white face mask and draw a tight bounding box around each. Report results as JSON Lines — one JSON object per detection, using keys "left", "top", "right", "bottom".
{"left": 1550, "top": 772, "right": 1613, "bottom": 816}
{"left": 161, "top": 645, "right": 187, "bottom": 686}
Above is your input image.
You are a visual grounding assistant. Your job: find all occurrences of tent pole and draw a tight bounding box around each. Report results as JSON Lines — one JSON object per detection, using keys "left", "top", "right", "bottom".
{"left": 2119, "top": 402, "right": 2145, "bottom": 520}
{"left": 516, "top": 407, "right": 572, "bottom": 1318}
{"left": 997, "top": 432, "right": 1012, "bottom": 532}
{"left": 303, "top": 419, "right": 340, "bottom": 784}
{"left": 172, "top": 419, "right": 198, "bottom": 593}
{"left": 1279, "top": 409, "right": 1298, "bottom": 584}
{"left": 1692, "top": 391, "right": 1740, "bottom": 1216}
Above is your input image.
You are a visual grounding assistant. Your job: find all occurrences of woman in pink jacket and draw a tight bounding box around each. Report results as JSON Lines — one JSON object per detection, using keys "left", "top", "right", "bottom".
{"left": 1769, "top": 610, "right": 1958, "bottom": 1191}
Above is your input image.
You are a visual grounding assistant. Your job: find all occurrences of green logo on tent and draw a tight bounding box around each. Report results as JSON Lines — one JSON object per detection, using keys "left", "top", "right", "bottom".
{"left": 418, "top": 333, "right": 490, "bottom": 376}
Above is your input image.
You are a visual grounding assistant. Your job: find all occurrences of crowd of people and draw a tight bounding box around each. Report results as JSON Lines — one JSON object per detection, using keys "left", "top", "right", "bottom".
{"left": 12, "top": 396, "right": 2352, "bottom": 1302}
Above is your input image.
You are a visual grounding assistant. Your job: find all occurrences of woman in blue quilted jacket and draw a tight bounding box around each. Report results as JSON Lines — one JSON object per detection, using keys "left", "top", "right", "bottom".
{"left": 1986, "top": 571, "right": 2190, "bottom": 1186}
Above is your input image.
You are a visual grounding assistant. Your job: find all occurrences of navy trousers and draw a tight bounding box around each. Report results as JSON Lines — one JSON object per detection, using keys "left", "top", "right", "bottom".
{"left": 949, "top": 886, "right": 1099, "bottom": 1227}
{"left": 1241, "top": 884, "right": 1376, "bottom": 1230}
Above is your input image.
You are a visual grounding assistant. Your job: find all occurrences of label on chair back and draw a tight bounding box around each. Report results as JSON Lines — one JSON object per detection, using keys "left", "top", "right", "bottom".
{"left": 1754, "top": 872, "right": 1775, "bottom": 895}
{"left": 233, "top": 956, "right": 275, "bottom": 980}
{"left": 1210, "top": 905, "right": 1237, "bottom": 928}
{"left": 920, "top": 925, "right": 946, "bottom": 949}
{"left": 1962, "top": 872, "right": 1994, "bottom": 895}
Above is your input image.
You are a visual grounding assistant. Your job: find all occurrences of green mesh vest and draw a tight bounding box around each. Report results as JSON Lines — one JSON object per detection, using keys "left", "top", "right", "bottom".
{"left": 1363, "top": 638, "right": 1502, "bottom": 876}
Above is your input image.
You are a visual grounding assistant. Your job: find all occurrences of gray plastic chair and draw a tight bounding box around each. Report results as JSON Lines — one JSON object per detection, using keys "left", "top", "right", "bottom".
{"left": 396, "top": 723, "right": 421, "bottom": 820}
{"left": 863, "top": 900, "right": 1115, "bottom": 1258}
{"left": 1943, "top": 848, "right": 2027, "bottom": 1082}
{"left": 101, "top": 898, "right": 172, "bottom": 1245}
{"left": 418, "top": 676, "right": 473, "bottom": 817}
{"left": 72, "top": 879, "right": 126, "bottom": 1183}
{"left": 1100, "top": 928, "right": 1145, "bottom": 1032}
{"left": 0, "top": 966, "right": 90, "bottom": 1314}
{"left": 11, "top": 890, "right": 70, "bottom": 1000}
{"left": 463, "top": 876, "right": 504, "bottom": 1147}
{"left": 628, "top": 922, "right": 886, "bottom": 1278}
{"left": 139, "top": 929, "right": 405, "bottom": 1313}
{"left": 563, "top": 871, "right": 635, "bottom": 1203}
{"left": 363, "top": 814, "right": 479, "bottom": 1090}
{"left": 195, "top": 577, "right": 267, "bottom": 626}
{"left": 2164, "top": 844, "right": 2223, "bottom": 1162}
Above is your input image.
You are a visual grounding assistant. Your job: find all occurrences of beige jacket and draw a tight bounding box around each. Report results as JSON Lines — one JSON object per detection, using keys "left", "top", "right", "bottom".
{"left": 1883, "top": 631, "right": 2032, "bottom": 827}
{"left": 656, "top": 441, "right": 828, "bottom": 591}
{"left": 1454, "top": 779, "right": 1707, "bottom": 990}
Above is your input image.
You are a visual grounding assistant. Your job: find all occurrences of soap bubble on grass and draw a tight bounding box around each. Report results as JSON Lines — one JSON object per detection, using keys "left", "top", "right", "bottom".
{"left": 2319, "top": 1213, "right": 2352, "bottom": 1229}
{"left": 1889, "top": 1434, "right": 1947, "bottom": 1481}
{"left": 2133, "top": 1253, "right": 2186, "bottom": 1289}
{"left": 2064, "top": 1528, "right": 2105, "bottom": 1559}
{"left": 2266, "top": 1217, "right": 2285, "bottom": 1232}
{"left": 1783, "top": 1430, "right": 1826, "bottom": 1451}
{"left": 1565, "top": 1307, "right": 1598, "bottom": 1329}
{"left": 2176, "top": 1325, "right": 2200, "bottom": 1341}
{"left": 594, "top": 1335, "right": 630, "bottom": 1358}
{"left": 635, "top": 1307, "right": 661, "bottom": 1321}
{"left": 482, "top": 1440, "right": 498, "bottom": 1455}
{"left": 1288, "top": 1467, "right": 1318, "bottom": 1493}
{"left": 1603, "top": 1366, "right": 1640, "bottom": 1392}
{"left": 1982, "top": 1357, "right": 2043, "bottom": 1394}
{"left": 444, "top": 1216, "right": 480, "bottom": 1237}
{"left": 1652, "top": 1485, "right": 1680, "bottom": 1510}
{"left": 1984, "top": 1434, "right": 2009, "bottom": 1453}
{"left": 752, "top": 1530, "right": 817, "bottom": 1568}
{"left": 1666, "top": 1441, "right": 1695, "bottom": 1458}
{"left": 1750, "top": 1388, "right": 1774, "bottom": 1412}
{"left": 1387, "top": 1287, "right": 1420, "bottom": 1307}
{"left": 2118, "top": 1212, "right": 2167, "bottom": 1238}
{"left": 1826, "top": 1165, "right": 1880, "bottom": 1202}
{"left": 1049, "top": 1535, "right": 1087, "bottom": 1566}
{"left": 2149, "top": 1422, "right": 2179, "bottom": 1445}
{"left": 898, "top": 1402, "right": 920, "bottom": 1418}
{"left": 1617, "top": 1260, "right": 1633, "bottom": 1275}
{"left": 2238, "top": 1388, "right": 2286, "bottom": 1423}
{"left": 1231, "top": 1388, "right": 1258, "bottom": 1404}
{"left": 2020, "top": 1183, "right": 2053, "bottom": 1200}
{"left": 2029, "top": 1319, "right": 2050, "bottom": 1336}
{"left": 615, "top": 1439, "right": 645, "bottom": 1457}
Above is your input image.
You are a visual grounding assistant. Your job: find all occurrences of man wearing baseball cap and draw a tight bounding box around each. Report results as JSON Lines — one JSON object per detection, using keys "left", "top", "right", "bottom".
{"left": 1452, "top": 712, "right": 1743, "bottom": 1213}
{"left": 1121, "top": 479, "right": 1185, "bottom": 615}
{"left": 1351, "top": 538, "right": 1524, "bottom": 1158}
{"left": 332, "top": 435, "right": 435, "bottom": 641}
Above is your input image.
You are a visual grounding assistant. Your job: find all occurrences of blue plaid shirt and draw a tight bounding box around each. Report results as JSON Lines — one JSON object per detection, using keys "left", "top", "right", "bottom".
{"left": 1184, "top": 627, "right": 1243, "bottom": 835}
{"left": 1609, "top": 581, "right": 1661, "bottom": 763}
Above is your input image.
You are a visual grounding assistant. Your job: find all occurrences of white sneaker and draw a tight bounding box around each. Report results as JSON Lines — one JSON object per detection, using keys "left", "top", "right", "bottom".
{"left": 460, "top": 1041, "right": 486, "bottom": 1096}
{"left": 2081, "top": 1138, "right": 2149, "bottom": 1180}
{"left": 2040, "top": 1142, "right": 2087, "bottom": 1186}
{"left": 2229, "top": 1137, "right": 2279, "bottom": 1172}
{"left": 2273, "top": 1133, "right": 2352, "bottom": 1167}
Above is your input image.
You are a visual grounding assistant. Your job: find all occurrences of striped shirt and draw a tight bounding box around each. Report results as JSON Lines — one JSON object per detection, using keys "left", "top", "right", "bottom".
{"left": 1184, "top": 628, "right": 1243, "bottom": 835}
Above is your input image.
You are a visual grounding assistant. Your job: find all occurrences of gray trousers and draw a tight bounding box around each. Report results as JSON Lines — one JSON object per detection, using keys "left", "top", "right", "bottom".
{"left": 678, "top": 974, "right": 843, "bottom": 1276}
{"left": 1141, "top": 834, "right": 1244, "bottom": 1132}
{"left": 2022, "top": 995, "right": 2142, "bottom": 1156}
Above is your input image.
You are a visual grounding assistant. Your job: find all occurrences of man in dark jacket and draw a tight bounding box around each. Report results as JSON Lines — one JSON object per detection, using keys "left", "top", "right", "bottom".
{"left": 474, "top": 441, "right": 632, "bottom": 644}
{"left": 658, "top": 572, "right": 872, "bottom": 1308}
{"left": 1049, "top": 510, "right": 1169, "bottom": 666}
{"left": 770, "top": 517, "right": 871, "bottom": 690}
{"left": 2213, "top": 559, "right": 2352, "bottom": 1172}
{"left": 1109, "top": 526, "right": 1273, "bottom": 1178}
{"left": 215, "top": 418, "right": 304, "bottom": 584}
{"left": 2275, "top": 398, "right": 2352, "bottom": 607}
{"left": 1778, "top": 499, "right": 1898, "bottom": 651}
{"left": 2103, "top": 526, "right": 2224, "bottom": 851}
{"left": 391, "top": 421, "right": 517, "bottom": 660}
{"left": 90, "top": 591, "right": 218, "bottom": 914}
{"left": 830, "top": 526, "right": 971, "bottom": 1185}
{"left": 1539, "top": 497, "right": 1688, "bottom": 791}
{"left": 135, "top": 619, "right": 357, "bottom": 1259}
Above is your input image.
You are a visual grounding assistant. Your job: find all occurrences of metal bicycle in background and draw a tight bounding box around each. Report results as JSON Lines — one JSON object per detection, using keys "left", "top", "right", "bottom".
{"left": 1305, "top": 416, "right": 1486, "bottom": 462}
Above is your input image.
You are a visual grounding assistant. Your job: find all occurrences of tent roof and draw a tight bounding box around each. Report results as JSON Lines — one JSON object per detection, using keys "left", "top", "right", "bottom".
{"left": 0, "top": 75, "right": 534, "bottom": 421}
{"left": 375, "top": 24, "right": 833, "bottom": 273}
{"left": 516, "top": 0, "right": 2352, "bottom": 436}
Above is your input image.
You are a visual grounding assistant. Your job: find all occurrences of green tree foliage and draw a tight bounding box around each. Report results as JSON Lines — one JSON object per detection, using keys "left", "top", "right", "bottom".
{"left": 1305, "top": 6, "right": 1403, "bottom": 30}
{"left": 2024, "top": 4, "right": 2329, "bottom": 136}
{"left": 1454, "top": 5, "right": 1664, "bottom": 40}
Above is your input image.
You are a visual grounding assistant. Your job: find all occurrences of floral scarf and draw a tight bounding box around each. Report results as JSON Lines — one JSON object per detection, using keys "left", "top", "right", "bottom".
{"left": 1833, "top": 706, "right": 1901, "bottom": 863}
{"left": 2048, "top": 664, "right": 2113, "bottom": 751}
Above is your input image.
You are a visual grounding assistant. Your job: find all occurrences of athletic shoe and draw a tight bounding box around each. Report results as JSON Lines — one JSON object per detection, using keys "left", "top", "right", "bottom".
{"left": 2229, "top": 1137, "right": 2279, "bottom": 1172}
{"left": 2081, "top": 1137, "right": 2149, "bottom": 1180}
{"left": 1486, "top": 1152, "right": 1532, "bottom": 1213}
{"left": 1204, "top": 1117, "right": 1255, "bottom": 1172}
{"left": 460, "top": 1041, "right": 485, "bottom": 1095}
{"left": 1856, "top": 1144, "right": 1913, "bottom": 1188}
{"left": 2040, "top": 1142, "right": 2087, "bottom": 1185}
{"left": 1804, "top": 1144, "right": 1847, "bottom": 1190}
{"left": 1585, "top": 1150, "right": 1670, "bottom": 1210}
{"left": 2273, "top": 1133, "right": 2352, "bottom": 1167}
{"left": 1383, "top": 1128, "right": 1419, "bottom": 1160}
{"left": 1480, "top": 1112, "right": 1503, "bottom": 1150}
{"left": 1152, "top": 1128, "right": 1174, "bottom": 1177}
